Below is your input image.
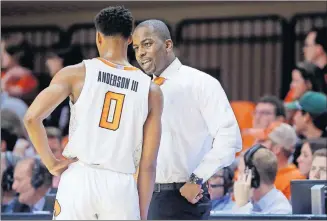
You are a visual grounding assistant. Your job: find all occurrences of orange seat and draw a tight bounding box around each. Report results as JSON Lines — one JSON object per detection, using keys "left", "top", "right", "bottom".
{"left": 231, "top": 101, "right": 256, "bottom": 156}
{"left": 230, "top": 101, "right": 255, "bottom": 130}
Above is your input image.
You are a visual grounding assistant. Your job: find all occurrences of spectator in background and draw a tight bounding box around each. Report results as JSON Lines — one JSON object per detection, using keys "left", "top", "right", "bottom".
{"left": 286, "top": 91, "right": 327, "bottom": 139}
{"left": 241, "top": 96, "right": 286, "bottom": 156}
{"left": 297, "top": 138, "right": 327, "bottom": 178}
{"left": 303, "top": 27, "right": 327, "bottom": 88}
{"left": 253, "top": 96, "right": 286, "bottom": 130}
{"left": 284, "top": 27, "right": 327, "bottom": 102}
{"left": 285, "top": 61, "right": 326, "bottom": 123}
{"left": 309, "top": 148, "right": 327, "bottom": 180}
{"left": 290, "top": 61, "right": 325, "bottom": 100}
{"left": 285, "top": 91, "right": 327, "bottom": 166}
{"left": 1, "top": 37, "right": 38, "bottom": 103}
{"left": 208, "top": 167, "right": 235, "bottom": 213}
{"left": 233, "top": 145, "right": 291, "bottom": 214}
{"left": 1, "top": 152, "right": 22, "bottom": 213}
{"left": 45, "top": 127, "right": 64, "bottom": 188}
{"left": 1, "top": 127, "right": 18, "bottom": 153}
{"left": 12, "top": 157, "right": 53, "bottom": 213}
{"left": 44, "top": 44, "right": 84, "bottom": 136}
{"left": 261, "top": 122, "right": 305, "bottom": 200}
{"left": 1, "top": 109, "right": 35, "bottom": 157}
{"left": 0, "top": 92, "right": 28, "bottom": 121}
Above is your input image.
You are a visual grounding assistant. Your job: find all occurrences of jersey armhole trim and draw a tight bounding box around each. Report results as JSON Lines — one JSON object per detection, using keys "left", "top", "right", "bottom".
{"left": 70, "top": 60, "right": 88, "bottom": 109}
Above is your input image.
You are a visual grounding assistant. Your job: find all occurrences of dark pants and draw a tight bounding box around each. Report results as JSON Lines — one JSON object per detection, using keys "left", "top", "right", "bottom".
{"left": 148, "top": 189, "right": 211, "bottom": 220}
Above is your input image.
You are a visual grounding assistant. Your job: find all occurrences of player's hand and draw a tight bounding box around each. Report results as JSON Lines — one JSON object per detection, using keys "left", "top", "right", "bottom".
{"left": 234, "top": 167, "right": 252, "bottom": 207}
{"left": 179, "top": 182, "right": 204, "bottom": 204}
{"left": 48, "top": 158, "right": 78, "bottom": 176}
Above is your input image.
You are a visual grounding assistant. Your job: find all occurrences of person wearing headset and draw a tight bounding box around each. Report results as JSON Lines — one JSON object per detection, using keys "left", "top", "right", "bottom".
{"left": 232, "top": 144, "right": 292, "bottom": 214}
{"left": 207, "top": 167, "right": 235, "bottom": 213}
{"left": 11, "top": 157, "right": 53, "bottom": 213}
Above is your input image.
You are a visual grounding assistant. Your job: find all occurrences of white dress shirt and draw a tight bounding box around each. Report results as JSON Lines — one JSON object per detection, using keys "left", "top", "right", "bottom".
{"left": 154, "top": 58, "right": 242, "bottom": 183}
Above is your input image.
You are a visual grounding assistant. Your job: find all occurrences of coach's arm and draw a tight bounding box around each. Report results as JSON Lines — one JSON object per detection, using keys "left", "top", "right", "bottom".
{"left": 193, "top": 74, "right": 242, "bottom": 183}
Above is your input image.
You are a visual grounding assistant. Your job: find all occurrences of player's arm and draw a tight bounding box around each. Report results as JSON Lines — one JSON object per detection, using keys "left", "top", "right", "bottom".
{"left": 137, "top": 82, "right": 163, "bottom": 220}
{"left": 23, "top": 63, "right": 85, "bottom": 175}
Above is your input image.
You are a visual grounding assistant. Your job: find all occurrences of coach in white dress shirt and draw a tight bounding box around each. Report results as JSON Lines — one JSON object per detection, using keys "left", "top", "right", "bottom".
{"left": 132, "top": 19, "right": 242, "bottom": 220}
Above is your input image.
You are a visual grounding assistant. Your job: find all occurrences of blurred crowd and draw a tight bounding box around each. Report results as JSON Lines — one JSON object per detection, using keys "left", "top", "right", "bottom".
{"left": 1, "top": 24, "right": 327, "bottom": 215}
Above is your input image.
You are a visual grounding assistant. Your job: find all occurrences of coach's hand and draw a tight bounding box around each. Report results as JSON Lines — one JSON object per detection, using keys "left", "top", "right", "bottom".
{"left": 48, "top": 158, "right": 78, "bottom": 176}
{"left": 180, "top": 183, "right": 204, "bottom": 204}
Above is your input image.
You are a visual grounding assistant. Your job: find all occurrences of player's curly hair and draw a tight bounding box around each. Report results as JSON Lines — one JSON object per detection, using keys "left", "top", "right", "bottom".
{"left": 94, "top": 6, "right": 133, "bottom": 39}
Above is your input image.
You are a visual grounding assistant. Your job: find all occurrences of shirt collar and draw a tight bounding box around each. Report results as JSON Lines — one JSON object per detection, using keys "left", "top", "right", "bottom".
{"left": 212, "top": 194, "right": 231, "bottom": 209}
{"left": 252, "top": 187, "right": 278, "bottom": 212}
{"left": 153, "top": 58, "right": 182, "bottom": 80}
{"left": 32, "top": 196, "right": 45, "bottom": 212}
{"left": 31, "top": 188, "right": 51, "bottom": 212}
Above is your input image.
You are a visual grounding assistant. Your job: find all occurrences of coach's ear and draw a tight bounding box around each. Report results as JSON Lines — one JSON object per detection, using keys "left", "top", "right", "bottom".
{"left": 165, "top": 39, "right": 173, "bottom": 52}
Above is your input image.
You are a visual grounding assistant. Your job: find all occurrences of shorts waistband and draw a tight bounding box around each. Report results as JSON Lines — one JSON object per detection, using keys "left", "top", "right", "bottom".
{"left": 75, "top": 160, "right": 110, "bottom": 170}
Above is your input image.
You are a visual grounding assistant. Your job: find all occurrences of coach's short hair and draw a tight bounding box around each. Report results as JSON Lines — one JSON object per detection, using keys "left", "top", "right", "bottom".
{"left": 94, "top": 6, "right": 133, "bottom": 38}
{"left": 135, "top": 19, "right": 172, "bottom": 41}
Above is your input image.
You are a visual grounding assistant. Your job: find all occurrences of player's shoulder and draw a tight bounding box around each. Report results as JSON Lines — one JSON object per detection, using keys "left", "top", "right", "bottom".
{"left": 149, "top": 82, "right": 163, "bottom": 97}
{"left": 53, "top": 61, "right": 85, "bottom": 82}
{"left": 61, "top": 61, "right": 86, "bottom": 74}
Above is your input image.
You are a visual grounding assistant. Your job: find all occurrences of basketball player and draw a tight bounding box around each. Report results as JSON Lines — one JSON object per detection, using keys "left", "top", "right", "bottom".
{"left": 23, "top": 6, "right": 163, "bottom": 220}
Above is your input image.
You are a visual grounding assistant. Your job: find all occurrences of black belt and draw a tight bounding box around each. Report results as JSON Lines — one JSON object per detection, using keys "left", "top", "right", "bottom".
{"left": 154, "top": 182, "right": 185, "bottom": 192}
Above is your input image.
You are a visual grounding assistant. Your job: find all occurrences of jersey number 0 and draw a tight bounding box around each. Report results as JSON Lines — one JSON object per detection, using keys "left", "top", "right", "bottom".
{"left": 99, "top": 91, "right": 125, "bottom": 131}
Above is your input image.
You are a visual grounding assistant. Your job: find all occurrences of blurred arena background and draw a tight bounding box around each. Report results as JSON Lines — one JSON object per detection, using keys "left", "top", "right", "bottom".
{"left": 1, "top": 1, "right": 327, "bottom": 220}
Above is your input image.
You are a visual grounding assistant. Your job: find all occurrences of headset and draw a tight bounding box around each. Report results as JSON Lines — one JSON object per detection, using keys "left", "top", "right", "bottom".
{"left": 1, "top": 155, "right": 52, "bottom": 192}
{"left": 207, "top": 166, "right": 234, "bottom": 195}
{"left": 31, "top": 157, "right": 53, "bottom": 189}
{"left": 1, "top": 152, "right": 16, "bottom": 192}
{"left": 222, "top": 166, "right": 234, "bottom": 195}
{"left": 243, "top": 144, "right": 265, "bottom": 189}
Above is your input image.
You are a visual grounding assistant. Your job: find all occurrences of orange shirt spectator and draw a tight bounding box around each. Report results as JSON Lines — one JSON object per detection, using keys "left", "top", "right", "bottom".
{"left": 261, "top": 122, "right": 306, "bottom": 199}
{"left": 1, "top": 70, "right": 37, "bottom": 97}
{"left": 275, "top": 164, "right": 306, "bottom": 199}
{"left": 284, "top": 88, "right": 294, "bottom": 103}
{"left": 1, "top": 38, "right": 38, "bottom": 101}
{"left": 240, "top": 96, "right": 286, "bottom": 155}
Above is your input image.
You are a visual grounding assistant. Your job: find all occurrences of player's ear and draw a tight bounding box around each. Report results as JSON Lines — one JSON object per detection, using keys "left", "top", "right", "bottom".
{"left": 165, "top": 39, "right": 173, "bottom": 52}
{"left": 127, "top": 35, "right": 133, "bottom": 45}
{"left": 96, "top": 31, "right": 102, "bottom": 45}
